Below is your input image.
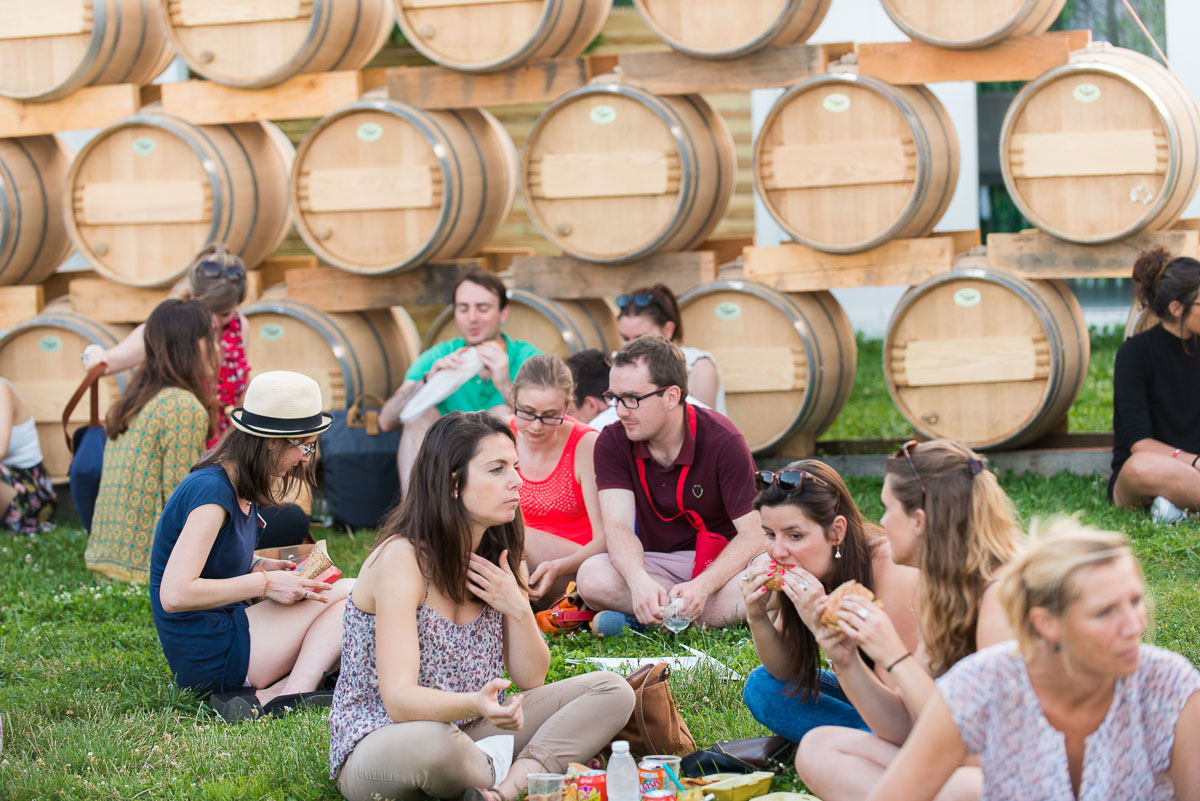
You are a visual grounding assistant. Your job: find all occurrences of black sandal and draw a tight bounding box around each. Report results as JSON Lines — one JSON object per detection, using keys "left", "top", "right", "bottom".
{"left": 260, "top": 690, "right": 334, "bottom": 717}
{"left": 209, "top": 690, "right": 263, "bottom": 724}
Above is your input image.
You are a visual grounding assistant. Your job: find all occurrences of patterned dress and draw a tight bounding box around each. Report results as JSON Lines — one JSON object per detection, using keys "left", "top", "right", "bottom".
{"left": 937, "top": 641, "right": 1200, "bottom": 800}
{"left": 85, "top": 387, "right": 209, "bottom": 582}
{"left": 210, "top": 315, "right": 249, "bottom": 448}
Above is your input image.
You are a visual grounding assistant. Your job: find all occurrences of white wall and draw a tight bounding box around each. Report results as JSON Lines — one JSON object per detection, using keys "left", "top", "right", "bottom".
{"left": 1166, "top": 0, "right": 1200, "bottom": 219}
{"left": 751, "top": 0, "right": 980, "bottom": 337}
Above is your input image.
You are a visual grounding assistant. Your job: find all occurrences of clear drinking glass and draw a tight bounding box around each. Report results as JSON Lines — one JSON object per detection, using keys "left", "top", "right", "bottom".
{"left": 662, "top": 598, "right": 691, "bottom": 635}
{"left": 527, "top": 773, "right": 565, "bottom": 801}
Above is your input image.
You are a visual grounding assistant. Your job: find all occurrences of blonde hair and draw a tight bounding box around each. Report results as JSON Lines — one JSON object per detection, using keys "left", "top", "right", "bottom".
{"left": 188, "top": 243, "right": 247, "bottom": 314}
{"left": 511, "top": 353, "right": 574, "bottom": 409}
{"left": 884, "top": 439, "right": 1023, "bottom": 676}
{"left": 998, "top": 519, "right": 1140, "bottom": 659}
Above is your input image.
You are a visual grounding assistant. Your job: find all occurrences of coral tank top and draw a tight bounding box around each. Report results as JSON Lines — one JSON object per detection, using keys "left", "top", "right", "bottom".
{"left": 514, "top": 417, "right": 594, "bottom": 545}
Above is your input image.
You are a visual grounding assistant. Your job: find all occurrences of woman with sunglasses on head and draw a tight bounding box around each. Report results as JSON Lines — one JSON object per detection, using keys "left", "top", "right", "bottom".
{"left": 616, "top": 284, "right": 726, "bottom": 413}
{"left": 867, "top": 520, "right": 1200, "bottom": 801}
{"left": 86, "top": 299, "right": 220, "bottom": 582}
{"left": 740, "top": 460, "right": 920, "bottom": 743}
{"left": 328, "top": 411, "right": 633, "bottom": 801}
{"left": 508, "top": 355, "right": 605, "bottom": 603}
{"left": 795, "top": 439, "right": 1022, "bottom": 801}
{"left": 1109, "top": 247, "right": 1200, "bottom": 523}
{"left": 151, "top": 371, "right": 353, "bottom": 720}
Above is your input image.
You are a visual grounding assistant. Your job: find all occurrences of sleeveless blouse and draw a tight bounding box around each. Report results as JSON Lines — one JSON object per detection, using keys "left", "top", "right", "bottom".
{"left": 514, "top": 417, "right": 595, "bottom": 545}
{"left": 328, "top": 588, "right": 505, "bottom": 780}
{"left": 679, "top": 344, "right": 727, "bottom": 415}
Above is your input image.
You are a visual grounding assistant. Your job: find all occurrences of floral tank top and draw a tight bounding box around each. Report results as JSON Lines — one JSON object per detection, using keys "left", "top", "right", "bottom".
{"left": 513, "top": 417, "right": 595, "bottom": 546}
{"left": 328, "top": 588, "right": 504, "bottom": 780}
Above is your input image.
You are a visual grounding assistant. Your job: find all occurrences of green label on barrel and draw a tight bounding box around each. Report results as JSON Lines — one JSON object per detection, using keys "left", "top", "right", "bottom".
{"left": 715, "top": 302, "right": 741, "bottom": 321}
{"left": 589, "top": 105, "right": 617, "bottom": 125}
{"left": 823, "top": 93, "right": 851, "bottom": 113}
{"left": 954, "top": 288, "right": 982, "bottom": 308}
{"left": 259, "top": 323, "right": 285, "bottom": 342}
{"left": 38, "top": 336, "right": 62, "bottom": 353}
{"left": 132, "top": 137, "right": 156, "bottom": 156}
{"left": 1073, "top": 83, "right": 1101, "bottom": 103}
{"left": 356, "top": 123, "right": 383, "bottom": 142}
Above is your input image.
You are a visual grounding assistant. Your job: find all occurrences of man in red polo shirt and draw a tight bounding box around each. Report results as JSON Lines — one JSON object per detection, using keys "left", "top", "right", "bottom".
{"left": 576, "top": 336, "right": 761, "bottom": 627}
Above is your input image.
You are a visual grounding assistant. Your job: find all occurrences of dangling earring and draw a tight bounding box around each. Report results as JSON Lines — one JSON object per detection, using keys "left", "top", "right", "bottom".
{"left": 452, "top": 489, "right": 459, "bottom": 499}
{"left": 1052, "top": 641, "right": 1061, "bottom": 653}
{"left": 834, "top": 543, "right": 842, "bottom": 559}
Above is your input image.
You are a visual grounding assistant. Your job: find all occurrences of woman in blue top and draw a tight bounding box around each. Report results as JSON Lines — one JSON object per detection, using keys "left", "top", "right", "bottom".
{"left": 150, "top": 370, "right": 352, "bottom": 720}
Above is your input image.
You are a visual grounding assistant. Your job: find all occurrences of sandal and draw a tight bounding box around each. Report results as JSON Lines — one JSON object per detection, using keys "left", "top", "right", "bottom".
{"left": 209, "top": 690, "right": 263, "bottom": 724}
{"left": 260, "top": 690, "right": 334, "bottom": 717}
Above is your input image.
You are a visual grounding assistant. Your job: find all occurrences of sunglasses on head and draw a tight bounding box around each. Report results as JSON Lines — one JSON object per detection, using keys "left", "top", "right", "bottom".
{"left": 615, "top": 293, "right": 656, "bottom": 310}
{"left": 198, "top": 259, "right": 246, "bottom": 282}
{"left": 896, "top": 440, "right": 927, "bottom": 502}
{"left": 754, "top": 469, "right": 833, "bottom": 493}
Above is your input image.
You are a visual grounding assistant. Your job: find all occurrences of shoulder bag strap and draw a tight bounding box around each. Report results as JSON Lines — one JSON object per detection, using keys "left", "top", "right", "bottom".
{"left": 62, "top": 363, "right": 107, "bottom": 453}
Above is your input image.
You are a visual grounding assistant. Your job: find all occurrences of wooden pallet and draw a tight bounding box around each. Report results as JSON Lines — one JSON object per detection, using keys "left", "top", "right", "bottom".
{"left": 511, "top": 250, "right": 719, "bottom": 299}
{"left": 0, "top": 285, "right": 44, "bottom": 330}
{"left": 857, "top": 30, "right": 1092, "bottom": 85}
{"left": 160, "top": 69, "right": 389, "bottom": 125}
{"left": 68, "top": 270, "right": 266, "bottom": 324}
{"left": 0, "top": 84, "right": 161, "bottom": 139}
{"left": 985, "top": 225, "right": 1200, "bottom": 279}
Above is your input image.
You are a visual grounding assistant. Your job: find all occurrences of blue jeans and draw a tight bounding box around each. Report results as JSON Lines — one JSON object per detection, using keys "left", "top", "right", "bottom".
{"left": 742, "top": 665, "right": 870, "bottom": 742}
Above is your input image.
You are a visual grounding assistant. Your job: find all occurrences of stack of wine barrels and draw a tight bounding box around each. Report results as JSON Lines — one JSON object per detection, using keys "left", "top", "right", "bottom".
{"left": 0, "top": 136, "right": 74, "bottom": 286}
{"left": 633, "top": 0, "right": 830, "bottom": 59}
{"left": 879, "top": 0, "right": 1067, "bottom": 50}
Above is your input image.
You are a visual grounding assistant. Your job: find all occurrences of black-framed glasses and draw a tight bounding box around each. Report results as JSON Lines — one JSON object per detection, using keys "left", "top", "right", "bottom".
{"left": 755, "top": 469, "right": 833, "bottom": 493}
{"left": 288, "top": 438, "right": 317, "bottom": 457}
{"left": 198, "top": 259, "right": 246, "bottom": 282}
{"left": 615, "top": 293, "right": 655, "bottom": 310}
{"left": 897, "top": 440, "right": 927, "bottom": 501}
{"left": 513, "top": 407, "right": 565, "bottom": 426}
{"left": 602, "top": 386, "right": 670, "bottom": 409}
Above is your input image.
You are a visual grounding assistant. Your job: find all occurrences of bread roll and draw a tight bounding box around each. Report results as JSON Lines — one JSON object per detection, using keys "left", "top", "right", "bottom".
{"left": 819, "top": 580, "right": 879, "bottom": 629}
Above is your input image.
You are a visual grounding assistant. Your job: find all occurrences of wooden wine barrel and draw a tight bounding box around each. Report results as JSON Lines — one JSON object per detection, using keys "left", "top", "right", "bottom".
{"left": 394, "top": 0, "right": 611, "bottom": 73}
{"left": 160, "top": 0, "right": 393, "bottom": 89}
{"left": 64, "top": 112, "right": 294, "bottom": 288}
{"left": 754, "top": 64, "right": 959, "bottom": 253}
{"left": 242, "top": 298, "right": 418, "bottom": 411}
{"left": 1001, "top": 43, "right": 1200, "bottom": 244}
{"left": 0, "top": 310, "right": 133, "bottom": 480}
{"left": 422, "top": 289, "right": 619, "bottom": 358}
{"left": 0, "top": 0, "right": 174, "bottom": 102}
{"left": 677, "top": 280, "right": 856, "bottom": 455}
{"left": 291, "top": 99, "right": 518, "bottom": 274}
{"left": 0, "top": 136, "right": 73, "bottom": 286}
{"left": 879, "top": 0, "right": 1067, "bottom": 50}
{"left": 1125, "top": 301, "right": 1160, "bottom": 339}
{"left": 634, "top": 0, "right": 830, "bottom": 59}
{"left": 885, "top": 261, "right": 1090, "bottom": 450}
{"left": 523, "top": 81, "right": 737, "bottom": 263}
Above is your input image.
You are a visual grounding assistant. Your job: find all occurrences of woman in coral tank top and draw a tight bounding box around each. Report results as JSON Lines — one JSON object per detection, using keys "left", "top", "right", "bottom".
{"left": 509, "top": 354, "right": 605, "bottom": 602}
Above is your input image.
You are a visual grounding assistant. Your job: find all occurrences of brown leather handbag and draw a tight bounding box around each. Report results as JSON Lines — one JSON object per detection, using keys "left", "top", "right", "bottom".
{"left": 614, "top": 662, "right": 696, "bottom": 757}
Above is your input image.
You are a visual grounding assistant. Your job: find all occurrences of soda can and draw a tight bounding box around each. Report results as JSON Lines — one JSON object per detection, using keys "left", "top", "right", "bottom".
{"left": 642, "top": 790, "right": 676, "bottom": 801}
{"left": 638, "top": 760, "right": 665, "bottom": 795}
{"left": 577, "top": 769, "right": 607, "bottom": 801}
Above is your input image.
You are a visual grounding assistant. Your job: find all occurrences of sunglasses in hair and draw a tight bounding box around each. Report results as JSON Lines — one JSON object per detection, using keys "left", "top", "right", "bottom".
{"left": 896, "top": 440, "right": 927, "bottom": 502}
{"left": 754, "top": 469, "right": 834, "bottom": 493}
{"left": 198, "top": 259, "right": 246, "bottom": 282}
{"left": 615, "top": 293, "right": 656, "bottom": 310}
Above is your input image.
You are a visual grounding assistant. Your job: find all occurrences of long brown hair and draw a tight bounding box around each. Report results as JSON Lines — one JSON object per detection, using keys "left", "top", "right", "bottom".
{"left": 754, "top": 459, "right": 877, "bottom": 698}
{"left": 371, "top": 411, "right": 526, "bottom": 604}
{"left": 192, "top": 429, "right": 316, "bottom": 508}
{"left": 105, "top": 299, "right": 218, "bottom": 440}
{"left": 1131, "top": 247, "right": 1200, "bottom": 341}
{"left": 885, "top": 439, "right": 1021, "bottom": 676}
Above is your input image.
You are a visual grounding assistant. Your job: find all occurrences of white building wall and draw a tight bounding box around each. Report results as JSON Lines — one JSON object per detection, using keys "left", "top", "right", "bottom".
{"left": 1166, "top": 0, "right": 1200, "bottom": 219}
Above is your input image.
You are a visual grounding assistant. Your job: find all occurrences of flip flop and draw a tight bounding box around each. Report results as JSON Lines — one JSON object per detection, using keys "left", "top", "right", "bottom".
{"left": 209, "top": 690, "right": 263, "bottom": 724}
{"left": 260, "top": 690, "right": 335, "bottom": 717}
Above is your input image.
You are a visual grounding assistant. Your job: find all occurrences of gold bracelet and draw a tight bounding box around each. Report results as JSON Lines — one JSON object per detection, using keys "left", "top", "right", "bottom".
{"left": 260, "top": 571, "right": 270, "bottom": 600}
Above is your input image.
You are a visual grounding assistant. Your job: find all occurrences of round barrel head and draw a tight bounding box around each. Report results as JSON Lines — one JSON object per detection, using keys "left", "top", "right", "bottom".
{"left": 882, "top": 0, "right": 1047, "bottom": 47}
{"left": 636, "top": 0, "right": 795, "bottom": 56}
{"left": 162, "top": 0, "right": 315, "bottom": 85}
{"left": 0, "top": 0, "right": 93, "bottom": 99}
{"left": 395, "top": 0, "right": 548, "bottom": 70}
{"left": 243, "top": 308, "right": 346, "bottom": 411}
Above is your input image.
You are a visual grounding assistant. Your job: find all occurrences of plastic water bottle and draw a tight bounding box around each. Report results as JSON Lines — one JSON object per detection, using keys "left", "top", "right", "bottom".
{"left": 607, "top": 740, "right": 639, "bottom": 801}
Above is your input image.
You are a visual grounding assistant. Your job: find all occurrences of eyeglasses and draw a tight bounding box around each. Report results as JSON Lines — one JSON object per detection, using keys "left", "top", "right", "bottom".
{"left": 513, "top": 407, "right": 565, "bottom": 426}
{"left": 197, "top": 259, "right": 246, "bottom": 282}
{"left": 288, "top": 438, "right": 317, "bottom": 457}
{"left": 754, "top": 469, "right": 833, "bottom": 493}
{"left": 896, "top": 440, "right": 927, "bottom": 502}
{"left": 615, "top": 293, "right": 656, "bottom": 310}
{"left": 602, "top": 386, "right": 670, "bottom": 409}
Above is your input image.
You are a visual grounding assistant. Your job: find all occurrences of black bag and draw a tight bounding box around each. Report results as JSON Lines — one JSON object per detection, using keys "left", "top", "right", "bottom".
{"left": 62, "top": 364, "right": 108, "bottom": 532}
{"left": 318, "top": 394, "right": 400, "bottom": 529}
{"left": 680, "top": 735, "right": 795, "bottom": 776}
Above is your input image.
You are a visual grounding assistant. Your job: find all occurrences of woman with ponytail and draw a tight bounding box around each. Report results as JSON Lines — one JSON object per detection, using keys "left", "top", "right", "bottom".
{"left": 795, "top": 439, "right": 1022, "bottom": 801}
{"left": 1111, "top": 247, "right": 1200, "bottom": 522}
{"left": 866, "top": 520, "right": 1200, "bottom": 801}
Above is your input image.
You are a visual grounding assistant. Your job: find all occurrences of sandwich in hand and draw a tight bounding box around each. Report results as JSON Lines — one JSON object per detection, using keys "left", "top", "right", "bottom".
{"left": 819, "top": 580, "right": 881, "bottom": 629}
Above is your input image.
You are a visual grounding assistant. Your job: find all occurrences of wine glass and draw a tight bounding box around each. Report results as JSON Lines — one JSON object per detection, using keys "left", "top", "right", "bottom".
{"left": 661, "top": 599, "right": 691, "bottom": 642}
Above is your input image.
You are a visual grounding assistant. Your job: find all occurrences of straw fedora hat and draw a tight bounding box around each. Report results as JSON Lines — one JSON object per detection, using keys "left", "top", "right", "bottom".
{"left": 230, "top": 371, "right": 333, "bottom": 438}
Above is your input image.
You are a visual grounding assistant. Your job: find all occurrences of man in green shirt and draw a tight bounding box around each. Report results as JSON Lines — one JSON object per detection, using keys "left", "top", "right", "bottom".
{"left": 380, "top": 271, "right": 540, "bottom": 489}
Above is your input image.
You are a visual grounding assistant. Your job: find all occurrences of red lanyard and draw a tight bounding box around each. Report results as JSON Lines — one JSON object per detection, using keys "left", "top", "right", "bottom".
{"left": 634, "top": 404, "right": 708, "bottom": 535}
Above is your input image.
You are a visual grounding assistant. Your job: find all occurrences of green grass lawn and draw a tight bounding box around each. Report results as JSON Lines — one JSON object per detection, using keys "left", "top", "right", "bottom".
{"left": 6, "top": 330, "right": 1192, "bottom": 801}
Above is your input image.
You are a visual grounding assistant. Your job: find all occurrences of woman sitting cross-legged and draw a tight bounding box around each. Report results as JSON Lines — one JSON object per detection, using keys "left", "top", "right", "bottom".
{"left": 509, "top": 354, "right": 605, "bottom": 602}
{"left": 151, "top": 371, "right": 352, "bottom": 719}
{"left": 740, "top": 460, "right": 919, "bottom": 743}
{"left": 0, "top": 376, "right": 56, "bottom": 534}
{"left": 328, "top": 411, "right": 634, "bottom": 801}
{"left": 867, "top": 520, "right": 1200, "bottom": 801}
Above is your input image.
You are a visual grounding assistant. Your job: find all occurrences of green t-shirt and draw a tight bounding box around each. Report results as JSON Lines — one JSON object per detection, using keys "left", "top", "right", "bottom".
{"left": 404, "top": 333, "right": 541, "bottom": 415}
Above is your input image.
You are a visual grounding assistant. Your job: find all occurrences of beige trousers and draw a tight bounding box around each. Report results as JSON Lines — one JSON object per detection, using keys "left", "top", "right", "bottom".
{"left": 336, "top": 672, "right": 635, "bottom": 801}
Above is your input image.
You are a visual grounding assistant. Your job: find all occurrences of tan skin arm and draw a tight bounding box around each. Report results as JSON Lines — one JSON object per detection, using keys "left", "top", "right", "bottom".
{"left": 669, "top": 509, "right": 764, "bottom": 621}
{"left": 598, "top": 487, "right": 666, "bottom": 624}
{"left": 1170, "top": 690, "right": 1200, "bottom": 799}
{"left": 379, "top": 380, "right": 423, "bottom": 433}
{"left": 686, "top": 357, "right": 720, "bottom": 411}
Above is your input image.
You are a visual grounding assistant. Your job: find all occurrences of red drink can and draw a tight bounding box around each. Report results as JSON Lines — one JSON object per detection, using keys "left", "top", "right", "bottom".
{"left": 578, "top": 769, "right": 607, "bottom": 801}
{"left": 642, "top": 790, "right": 676, "bottom": 801}
{"left": 638, "top": 761, "right": 665, "bottom": 795}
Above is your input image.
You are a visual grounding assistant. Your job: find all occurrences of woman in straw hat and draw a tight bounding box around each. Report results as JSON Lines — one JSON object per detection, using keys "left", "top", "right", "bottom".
{"left": 150, "top": 371, "right": 352, "bottom": 721}
{"left": 866, "top": 520, "right": 1200, "bottom": 801}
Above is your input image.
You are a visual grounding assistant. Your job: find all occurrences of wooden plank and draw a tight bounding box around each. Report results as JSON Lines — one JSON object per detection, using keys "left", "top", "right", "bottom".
{"left": 511, "top": 252, "right": 717, "bottom": 299}
{"left": 258, "top": 255, "right": 317, "bottom": 289}
{"left": 159, "top": 69, "right": 387, "bottom": 125}
{"left": 79, "top": 180, "right": 207, "bottom": 225}
{"left": 70, "top": 273, "right": 264, "bottom": 323}
{"left": 1008, "top": 130, "right": 1162, "bottom": 178}
{"left": 694, "top": 234, "right": 754, "bottom": 266}
{"left": 742, "top": 236, "right": 959, "bottom": 291}
{"left": 0, "top": 84, "right": 157, "bottom": 138}
{"left": 0, "top": 285, "right": 44, "bottom": 330}
{"left": 858, "top": 30, "right": 1092, "bottom": 85}
{"left": 986, "top": 228, "right": 1200, "bottom": 279}
{"left": 614, "top": 43, "right": 837, "bottom": 94}
{"left": 762, "top": 139, "right": 911, "bottom": 189}
{"left": 900, "top": 336, "right": 1047, "bottom": 387}
{"left": 284, "top": 259, "right": 496, "bottom": 312}
{"left": 707, "top": 346, "right": 805, "bottom": 393}
{"left": 2, "top": 0, "right": 91, "bottom": 38}
{"left": 43, "top": 270, "right": 98, "bottom": 302}
{"left": 387, "top": 57, "right": 596, "bottom": 110}
{"left": 301, "top": 165, "right": 436, "bottom": 212}
{"left": 478, "top": 247, "right": 535, "bottom": 274}
{"left": 532, "top": 151, "right": 674, "bottom": 199}
{"left": 174, "top": 0, "right": 307, "bottom": 26}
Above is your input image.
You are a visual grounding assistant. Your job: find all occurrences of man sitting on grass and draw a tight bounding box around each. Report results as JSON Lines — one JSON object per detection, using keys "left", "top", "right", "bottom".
{"left": 575, "top": 336, "right": 761, "bottom": 628}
